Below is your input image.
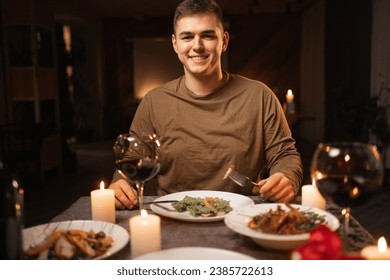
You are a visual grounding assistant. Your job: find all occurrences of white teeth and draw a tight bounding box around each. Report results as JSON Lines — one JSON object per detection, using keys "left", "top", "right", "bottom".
{"left": 191, "top": 56, "right": 206, "bottom": 61}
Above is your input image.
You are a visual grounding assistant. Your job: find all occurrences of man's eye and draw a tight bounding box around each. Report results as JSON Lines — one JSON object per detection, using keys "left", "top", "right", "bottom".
{"left": 181, "top": 36, "right": 193, "bottom": 40}
{"left": 203, "top": 34, "right": 216, "bottom": 39}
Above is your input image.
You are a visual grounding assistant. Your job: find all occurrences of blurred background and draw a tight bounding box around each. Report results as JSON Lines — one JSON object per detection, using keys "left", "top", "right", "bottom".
{"left": 0, "top": 0, "right": 389, "bottom": 238}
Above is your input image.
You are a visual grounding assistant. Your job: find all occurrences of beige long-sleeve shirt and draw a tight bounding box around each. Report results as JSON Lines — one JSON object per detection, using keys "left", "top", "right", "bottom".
{"left": 112, "top": 73, "right": 303, "bottom": 195}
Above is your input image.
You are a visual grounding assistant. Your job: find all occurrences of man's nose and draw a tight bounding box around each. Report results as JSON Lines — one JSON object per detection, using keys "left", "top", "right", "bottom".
{"left": 193, "top": 37, "right": 204, "bottom": 51}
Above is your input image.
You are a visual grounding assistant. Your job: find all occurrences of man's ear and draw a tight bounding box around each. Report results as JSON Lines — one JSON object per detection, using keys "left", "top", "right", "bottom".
{"left": 222, "top": 31, "right": 229, "bottom": 52}
{"left": 172, "top": 34, "right": 178, "bottom": 53}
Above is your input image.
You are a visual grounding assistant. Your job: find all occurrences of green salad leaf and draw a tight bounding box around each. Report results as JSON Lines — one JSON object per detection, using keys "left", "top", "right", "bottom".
{"left": 171, "top": 196, "right": 232, "bottom": 217}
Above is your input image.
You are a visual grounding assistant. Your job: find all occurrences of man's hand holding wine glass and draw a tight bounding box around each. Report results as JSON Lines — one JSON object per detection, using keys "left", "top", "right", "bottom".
{"left": 110, "top": 179, "right": 138, "bottom": 210}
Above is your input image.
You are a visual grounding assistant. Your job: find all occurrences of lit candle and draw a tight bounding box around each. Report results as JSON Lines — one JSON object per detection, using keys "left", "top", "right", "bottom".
{"left": 361, "top": 237, "right": 390, "bottom": 260}
{"left": 91, "top": 181, "right": 116, "bottom": 223}
{"left": 129, "top": 209, "right": 161, "bottom": 258}
{"left": 286, "top": 89, "right": 294, "bottom": 103}
{"left": 301, "top": 184, "right": 326, "bottom": 210}
{"left": 286, "top": 89, "right": 295, "bottom": 113}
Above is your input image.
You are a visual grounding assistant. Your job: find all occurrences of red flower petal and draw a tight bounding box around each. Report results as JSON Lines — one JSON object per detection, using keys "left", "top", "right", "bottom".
{"left": 291, "top": 225, "right": 343, "bottom": 260}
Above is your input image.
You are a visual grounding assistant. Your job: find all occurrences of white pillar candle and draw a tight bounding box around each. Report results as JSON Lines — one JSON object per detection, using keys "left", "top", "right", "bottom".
{"left": 361, "top": 237, "right": 390, "bottom": 260}
{"left": 129, "top": 209, "right": 161, "bottom": 258}
{"left": 301, "top": 184, "right": 326, "bottom": 210}
{"left": 91, "top": 181, "right": 116, "bottom": 223}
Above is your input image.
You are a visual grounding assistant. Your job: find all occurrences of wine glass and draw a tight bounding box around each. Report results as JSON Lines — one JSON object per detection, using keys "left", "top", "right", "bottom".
{"left": 311, "top": 142, "right": 384, "bottom": 248}
{"left": 113, "top": 133, "right": 161, "bottom": 210}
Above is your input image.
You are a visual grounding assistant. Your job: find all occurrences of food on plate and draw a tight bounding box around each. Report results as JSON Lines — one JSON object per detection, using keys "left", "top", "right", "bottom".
{"left": 248, "top": 203, "right": 325, "bottom": 235}
{"left": 24, "top": 229, "right": 114, "bottom": 259}
{"left": 171, "top": 195, "right": 232, "bottom": 217}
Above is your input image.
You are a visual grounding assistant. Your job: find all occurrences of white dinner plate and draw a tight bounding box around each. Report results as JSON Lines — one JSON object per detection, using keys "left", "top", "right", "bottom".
{"left": 134, "top": 247, "right": 255, "bottom": 260}
{"left": 150, "top": 190, "right": 254, "bottom": 222}
{"left": 224, "top": 203, "right": 340, "bottom": 251}
{"left": 23, "top": 220, "right": 129, "bottom": 259}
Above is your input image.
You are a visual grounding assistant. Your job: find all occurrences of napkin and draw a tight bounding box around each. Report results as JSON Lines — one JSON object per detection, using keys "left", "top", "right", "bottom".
{"left": 290, "top": 225, "right": 363, "bottom": 260}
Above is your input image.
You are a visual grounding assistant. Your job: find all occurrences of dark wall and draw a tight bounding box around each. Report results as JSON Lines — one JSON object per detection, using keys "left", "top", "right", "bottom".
{"left": 325, "top": 0, "right": 372, "bottom": 141}
{"left": 228, "top": 13, "right": 301, "bottom": 103}
{"left": 0, "top": 0, "right": 9, "bottom": 125}
{"left": 103, "top": 16, "right": 172, "bottom": 138}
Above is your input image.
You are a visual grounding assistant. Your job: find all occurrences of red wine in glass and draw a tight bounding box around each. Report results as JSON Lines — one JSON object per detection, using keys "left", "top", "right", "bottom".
{"left": 116, "top": 158, "right": 160, "bottom": 182}
{"left": 113, "top": 133, "right": 160, "bottom": 210}
{"left": 311, "top": 142, "right": 383, "bottom": 250}
{"left": 314, "top": 174, "right": 382, "bottom": 208}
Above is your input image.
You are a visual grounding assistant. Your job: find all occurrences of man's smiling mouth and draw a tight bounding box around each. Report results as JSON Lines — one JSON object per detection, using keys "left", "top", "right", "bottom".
{"left": 189, "top": 55, "right": 209, "bottom": 61}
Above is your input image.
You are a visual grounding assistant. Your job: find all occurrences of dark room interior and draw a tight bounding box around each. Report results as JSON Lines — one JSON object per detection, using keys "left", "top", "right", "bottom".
{"left": 1, "top": 0, "right": 390, "bottom": 259}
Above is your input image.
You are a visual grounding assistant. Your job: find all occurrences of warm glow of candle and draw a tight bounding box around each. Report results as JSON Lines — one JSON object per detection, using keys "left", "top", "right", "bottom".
{"left": 361, "top": 236, "right": 390, "bottom": 259}
{"left": 286, "top": 89, "right": 294, "bottom": 102}
{"left": 301, "top": 184, "right": 326, "bottom": 210}
{"left": 91, "top": 181, "right": 115, "bottom": 223}
{"left": 378, "top": 237, "right": 387, "bottom": 252}
{"left": 141, "top": 209, "right": 148, "bottom": 217}
{"left": 285, "top": 89, "right": 295, "bottom": 114}
{"left": 129, "top": 210, "right": 161, "bottom": 258}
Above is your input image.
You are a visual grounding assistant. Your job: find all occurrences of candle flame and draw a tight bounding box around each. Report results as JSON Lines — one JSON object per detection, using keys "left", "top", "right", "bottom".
{"left": 315, "top": 171, "right": 323, "bottom": 180}
{"left": 287, "top": 89, "right": 293, "bottom": 96}
{"left": 351, "top": 186, "right": 360, "bottom": 198}
{"left": 141, "top": 209, "right": 148, "bottom": 217}
{"left": 100, "top": 181, "right": 105, "bottom": 190}
{"left": 12, "top": 179, "right": 19, "bottom": 189}
{"left": 378, "top": 237, "right": 388, "bottom": 252}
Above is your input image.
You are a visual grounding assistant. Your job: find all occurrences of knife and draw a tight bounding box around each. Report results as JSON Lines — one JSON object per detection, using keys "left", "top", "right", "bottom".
{"left": 143, "top": 200, "right": 178, "bottom": 205}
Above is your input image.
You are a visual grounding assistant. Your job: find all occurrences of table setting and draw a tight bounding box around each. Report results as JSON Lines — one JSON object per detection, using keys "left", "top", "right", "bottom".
{"left": 21, "top": 191, "right": 378, "bottom": 260}
{"left": 20, "top": 139, "right": 387, "bottom": 260}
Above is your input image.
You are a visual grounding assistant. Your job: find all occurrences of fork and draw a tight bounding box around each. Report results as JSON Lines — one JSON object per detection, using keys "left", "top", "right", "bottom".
{"left": 223, "top": 165, "right": 265, "bottom": 201}
{"left": 224, "top": 167, "right": 258, "bottom": 188}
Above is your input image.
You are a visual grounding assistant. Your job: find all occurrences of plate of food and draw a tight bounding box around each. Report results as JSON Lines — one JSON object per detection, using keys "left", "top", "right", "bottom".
{"left": 150, "top": 190, "right": 254, "bottom": 222}
{"left": 224, "top": 203, "right": 340, "bottom": 251}
{"left": 23, "top": 220, "right": 129, "bottom": 259}
{"left": 134, "top": 247, "right": 255, "bottom": 260}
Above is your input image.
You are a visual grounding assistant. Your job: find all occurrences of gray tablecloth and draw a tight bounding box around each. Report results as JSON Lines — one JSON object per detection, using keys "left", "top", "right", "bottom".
{"left": 51, "top": 196, "right": 376, "bottom": 259}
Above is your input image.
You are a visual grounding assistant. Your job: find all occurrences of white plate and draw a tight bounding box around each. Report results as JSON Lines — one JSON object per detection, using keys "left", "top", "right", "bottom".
{"left": 23, "top": 220, "right": 129, "bottom": 259}
{"left": 224, "top": 203, "right": 340, "bottom": 251}
{"left": 150, "top": 190, "right": 254, "bottom": 222}
{"left": 134, "top": 247, "right": 255, "bottom": 260}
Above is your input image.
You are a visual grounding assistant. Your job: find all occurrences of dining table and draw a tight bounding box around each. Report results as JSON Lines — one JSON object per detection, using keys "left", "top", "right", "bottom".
{"left": 49, "top": 195, "right": 377, "bottom": 260}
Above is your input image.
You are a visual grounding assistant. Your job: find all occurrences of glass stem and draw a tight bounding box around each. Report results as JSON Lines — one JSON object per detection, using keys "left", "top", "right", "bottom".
{"left": 342, "top": 207, "right": 351, "bottom": 251}
{"left": 135, "top": 181, "right": 144, "bottom": 211}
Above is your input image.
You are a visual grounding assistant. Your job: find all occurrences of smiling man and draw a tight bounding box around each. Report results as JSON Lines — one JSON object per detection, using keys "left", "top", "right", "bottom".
{"left": 109, "top": 0, "right": 303, "bottom": 210}
{"left": 172, "top": 7, "right": 229, "bottom": 95}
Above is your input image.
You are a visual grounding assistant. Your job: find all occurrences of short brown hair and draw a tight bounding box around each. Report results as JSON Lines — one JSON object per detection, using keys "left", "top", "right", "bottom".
{"left": 173, "top": 0, "right": 224, "bottom": 34}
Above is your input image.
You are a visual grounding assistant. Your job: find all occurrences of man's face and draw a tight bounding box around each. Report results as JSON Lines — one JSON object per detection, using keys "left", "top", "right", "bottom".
{"left": 172, "top": 13, "right": 229, "bottom": 78}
